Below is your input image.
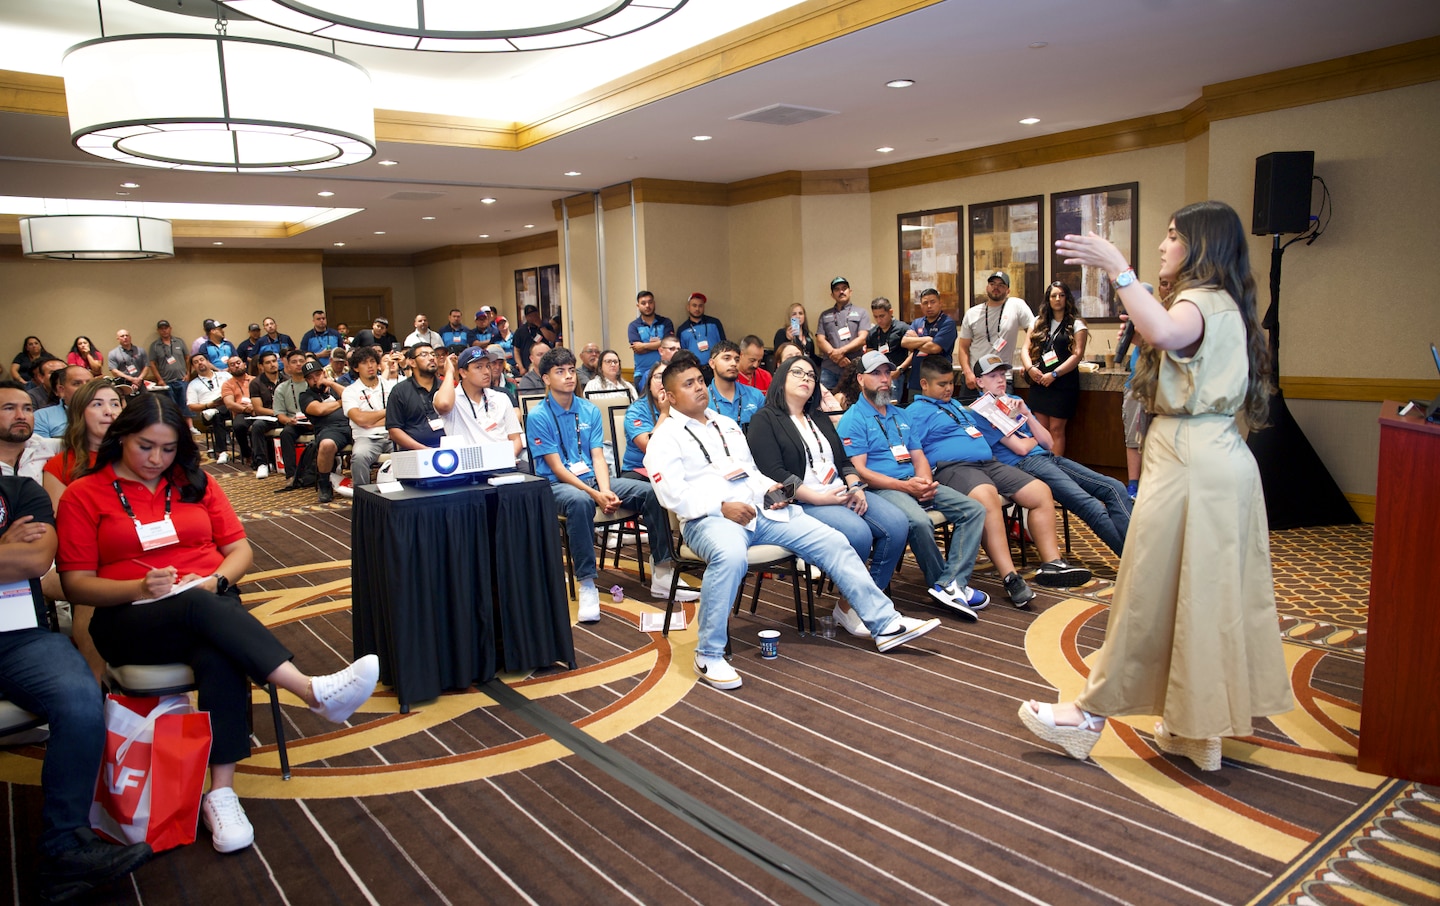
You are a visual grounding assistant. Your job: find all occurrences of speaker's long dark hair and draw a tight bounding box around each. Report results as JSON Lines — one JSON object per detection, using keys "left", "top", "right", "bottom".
{"left": 93, "top": 393, "right": 208, "bottom": 502}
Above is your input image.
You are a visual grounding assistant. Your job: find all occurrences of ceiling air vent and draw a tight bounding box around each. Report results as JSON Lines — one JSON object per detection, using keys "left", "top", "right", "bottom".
{"left": 729, "top": 104, "right": 838, "bottom": 126}
{"left": 384, "top": 191, "right": 446, "bottom": 201}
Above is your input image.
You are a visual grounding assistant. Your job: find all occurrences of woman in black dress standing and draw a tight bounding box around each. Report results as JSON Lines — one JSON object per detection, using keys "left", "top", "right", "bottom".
{"left": 1021, "top": 281, "right": 1088, "bottom": 457}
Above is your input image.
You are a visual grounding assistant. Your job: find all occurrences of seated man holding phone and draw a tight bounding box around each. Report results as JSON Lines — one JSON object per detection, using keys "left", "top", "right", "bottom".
{"left": 645, "top": 351, "right": 940, "bottom": 691}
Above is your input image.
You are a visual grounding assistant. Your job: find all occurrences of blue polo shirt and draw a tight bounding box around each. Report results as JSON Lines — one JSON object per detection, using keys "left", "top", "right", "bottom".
{"left": 972, "top": 395, "right": 1044, "bottom": 467}
{"left": 439, "top": 326, "right": 473, "bottom": 349}
{"left": 906, "top": 395, "right": 993, "bottom": 464}
{"left": 622, "top": 398, "right": 659, "bottom": 472}
{"left": 255, "top": 333, "right": 294, "bottom": 362}
{"left": 202, "top": 340, "right": 235, "bottom": 371}
{"left": 906, "top": 313, "right": 957, "bottom": 390}
{"left": 33, "top": 403, "right": 67, "bottom": 439}
{"left": 300, "top": 328, "right": 341, "bottom": 362}
{"left": 707, "top": 381, "right": 763, "bottom": 427}
{"left": 472, "top": 325, "right": 497, "bottom": 346}
{"left": 676, "top": 316, "right": 725, "bottom": 365}
{"left": 836, "top": 395, "right": 917, "bottom": 481}
{"left": 527, "top": 394, "right": 604, "bottom": 485}
{"left": 627, "top": 315, "right": 674, "bottom": 376}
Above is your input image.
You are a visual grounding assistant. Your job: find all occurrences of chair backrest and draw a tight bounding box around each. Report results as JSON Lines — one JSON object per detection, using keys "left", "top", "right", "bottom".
{"left": 518, "top": 393, "right": 546, "bottom": 427}
{"left": 605, "top": 402, "right": 632, "bottom": 478}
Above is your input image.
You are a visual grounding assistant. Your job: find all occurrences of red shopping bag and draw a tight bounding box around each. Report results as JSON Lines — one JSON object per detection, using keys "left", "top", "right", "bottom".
{"left": 91, "top": 694, "right": 212, "bottom": 853}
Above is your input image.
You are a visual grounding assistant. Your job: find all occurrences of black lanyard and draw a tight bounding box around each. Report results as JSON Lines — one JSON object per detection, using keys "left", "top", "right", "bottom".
{"left": 984, "top": 305, "right": 1000, "bottom": 344}
{"left": 359, "top": 381, "right": 387, "bottom": 410}
{"left": 794, "top": 414, "right": 827, "bottom": 470}
{"left": 916, "top": 396, "right": 970, "bottom": 430}
{"left": 711, "top": 385, "right": 740, "bottom": 420}
{"left": 545, "top": 396, "right": 584, "bottom": 461}
{"left": 462, "top": 387, "right": 490, "bottom": 419}
{"left": 682, "top": 421, "right": 731, "bottom": 465}
{"left": 873, "top": 412, "right": 904, "bottom": 446}
{"left": 114, "top": 480, "right": 171, "bottom": 525}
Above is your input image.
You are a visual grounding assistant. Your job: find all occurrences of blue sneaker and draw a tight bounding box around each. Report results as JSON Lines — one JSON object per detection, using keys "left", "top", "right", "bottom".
{"left": 927, "top": 583, "right": 978, "bottom": 622}
{"left": 956, "top": 585, "right": 990, "bottom": 611}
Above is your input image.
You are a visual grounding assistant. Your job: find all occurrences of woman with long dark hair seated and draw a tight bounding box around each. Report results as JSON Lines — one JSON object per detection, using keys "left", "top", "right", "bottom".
{"left": 56, "top": 394, "right": 378, "bottom": 853}
{"left": 66, "top": 336, "right": 104, "bottom": 378}
{"left": 747, "top": 355, "right": 912, "bottom": 636}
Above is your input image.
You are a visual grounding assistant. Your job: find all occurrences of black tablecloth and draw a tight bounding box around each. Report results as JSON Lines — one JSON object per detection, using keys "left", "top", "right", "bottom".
{"left": 351, "top": 475, "right": 574, "bottom": 708}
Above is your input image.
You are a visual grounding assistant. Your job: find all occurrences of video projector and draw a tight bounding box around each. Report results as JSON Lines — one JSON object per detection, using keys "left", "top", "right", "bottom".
{"left": 389, "top": 442, "right": 516, "bottom": 488}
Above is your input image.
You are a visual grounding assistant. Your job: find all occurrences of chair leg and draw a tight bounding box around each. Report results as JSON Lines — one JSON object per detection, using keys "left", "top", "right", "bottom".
{"left": 266, "top": 683, "right": 291, "bottom": 781}
{"left": 749, "top": 572, "right": 764, "bottom": 614}
{"left": 662, "top": 563, "right": 683, "bottom": 638}
{"left": 804, "top": 570, "right": 817, "bottom": 633}
{"left": 789, "top": 567, "right": 805, "bottom": 634}
{"left": 1061, "top": 505, "right": 1072, "bottom": 557}
{"left": 560, "top": 523, "right": 575, "bottom": 600}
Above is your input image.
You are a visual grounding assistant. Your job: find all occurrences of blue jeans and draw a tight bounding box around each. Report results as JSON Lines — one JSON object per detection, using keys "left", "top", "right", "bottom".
{"left": 1015, "top": 453, "right": 1133, "bottom": 555}
{"left": 819, "top": 368, "right": 841, "bottom": 390}
{"left": 551, "top": 476, "right": 675, "bottom": 582}
{"left": 681, "top": 510, "right": 902, "bottom": 659}
{"left": 873, "top": 485, "right": 985, "bottom": 588}
{"left": 166, "top": 380, "right": 186, "bottom": 414}
{"left": 801, "top": 491, "right": 909, "bottom": 590}
{"left": 0, "top": 629, "right": 104, "bottom": 858}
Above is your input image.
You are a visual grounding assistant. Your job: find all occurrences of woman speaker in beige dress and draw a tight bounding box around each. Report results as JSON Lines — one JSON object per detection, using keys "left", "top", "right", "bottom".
{"left": 1019, "top": 200, "right": 1293, "bottom": 771}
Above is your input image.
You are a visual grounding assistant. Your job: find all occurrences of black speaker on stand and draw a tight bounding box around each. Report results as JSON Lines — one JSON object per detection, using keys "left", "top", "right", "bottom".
{"left": 1246, "top": 152, "right": 1357, "bottom": 529}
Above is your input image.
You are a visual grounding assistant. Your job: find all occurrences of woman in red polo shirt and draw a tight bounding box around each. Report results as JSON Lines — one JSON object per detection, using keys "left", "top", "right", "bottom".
{"left": 56, "top": 394, "right": 379, "bottom": 855}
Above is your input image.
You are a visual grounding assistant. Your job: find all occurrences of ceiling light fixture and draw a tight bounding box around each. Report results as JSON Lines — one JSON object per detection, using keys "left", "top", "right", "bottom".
{"left": 691, "top": 135, "right": 712, "bottom": 142}
{"left": 564, "top": 171, "right": 582, "bottom": 176}
{"left": 333, "top": 241, "right": 346, "bottom": 246}
{"left": 480, "top": 197, "right": 497, "bottom": 204}
{"left": 120, "top": 182, "right": 139, "bottom": 188}
{"left": 317, "top": 191, "right": 335, "bottom": 197}
{"left": 876, "top": 146, "right": 895, "bottom": 153}
{"left": 1029, "top": 42, "right": 1049, "bottom": 49}
{"left": 885, "top": 79, "right": 915, "bottom": 88}
{"left": 213, "top": 1, "right": 689, "bottom": 53}
{"left": 63, "top": 19, "right": 375, "bottom": 173}
{"left": 1019, "top": 117, "right": 1041, "bottom": 125}
{"left": 478, "top": 234, "right": 489, "bottom": 238}
{"left": 373, "top": 231, "right": 386, "bottom": 235}
{"left": 19, "top": 214, "right": 174, "bottom": 260}
{"left": 524, "top": 224, "right": 535, "bottom": 229}
{"left": 421, "top": 216, "right": 436, "bottom": 220}
{"left": 377, "top": 160, "right": 398, "bottom": 166}
{"left": 213, "top": 241, "right": 224, "bottom": 245}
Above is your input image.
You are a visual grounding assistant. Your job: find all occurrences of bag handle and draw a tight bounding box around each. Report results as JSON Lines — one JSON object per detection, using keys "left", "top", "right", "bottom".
{"left": 115, "top": 697, "right": 191, "bottom": 762}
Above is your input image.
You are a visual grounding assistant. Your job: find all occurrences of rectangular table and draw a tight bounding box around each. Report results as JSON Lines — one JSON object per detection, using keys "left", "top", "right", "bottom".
{"left": 351, "top": 475, "right": 574, "bottom": 710}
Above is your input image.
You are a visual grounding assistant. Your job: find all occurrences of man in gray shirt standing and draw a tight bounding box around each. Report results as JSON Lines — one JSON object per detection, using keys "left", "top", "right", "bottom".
{"left": 148, "top": 319, "right": 191, "bottom": 420}
{"left": 815, "top": 277, "right": 871, "bottom": 391}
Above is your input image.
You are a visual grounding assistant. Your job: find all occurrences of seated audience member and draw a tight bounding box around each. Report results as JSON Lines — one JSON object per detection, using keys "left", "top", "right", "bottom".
{"left": 297, "top": 361, "right": 352, "bottom": 503}
{"left": 0, "top": 471, "right": 154, "bottom": 900}
{"left": 828, "top": 363, "right": 861, "bottom": 413}
{"left": 658, "top": 334, "right": 682, "bottom": 366}
{"left": 325, "top": 346, "right": 353, "bottom": 386}
{"left": 341, "top": 347, "right": 396, "bottom": 485}
{"left": 352, "top": 317, "right": 396, "bottom": 355}
{"left": 67, "top": 336, "right": 104, "bottom": 377}
{"left": 527, "top": 347, "right": 695, "bottom": 618}
{"left": 866, "top": 296, "right": 912, "bottom": 402}
{"left": 576, "top": 343, "right": 602, "bottom": 388}
{"left": 676, "top": 293, "right": 725, "bottom": 366}
{"left": 386, "top": 343, "right": 445, "bottom": 450}
{"left": 147, "top": 320, "right": 191, "bottom": 417}
{"left": 185, "top": 353, "right": 230, "bottom": 464}
{"left": 584, "top": 348, "right": 637, "bottom": 399}
{"left": 438, "top": 309, "right": 472, "bottom": 352}
{"left": 471, "top": 307, "right": 498, "bottom": 348}
{"left": 646, "top": 351, "right": 941, "bottom": 689}
{"left": 486, "top": 348, "right": 519, "bottom": 406}
{"left": 735, "top": 335, "right": 772, "bottom": 392}
{"left": 491, "top": 316, "right": 516, "bottom": 368}
{"left": 56, "top": 394, "right": 378, "bottom": 855}
{"left": 27, "top": 358, "right": 66, "bottom": 413}
{"left": 0, "top": 381, "right": 52, "bottom": 481}
{"left": 434, "top": 347, "right": 523, "bottom": 458}
{"left": 271, "top": 349, "right": 311, "bottom": 487}
{"left": 106, "top": 329, "right": 149, "bottom": 397}
{"left": 300, "top": 310, "right": 342, "bottom": 366}
{"left": 905, "top": 356, "right": 1091, "bottom": 605}
{"left": 970, "top": 354, "right": 1132, "bottom": 556}
{"left": 11, "top": 336, "right": 53, "bottom": 384}
{"left": 34, "top": 366, "right": 92, "bottom": 439}
{"left": 219, "top": 356, "right": 260, "bottom": 467}
{"left": 245, "top": 351, "right": 282, "bottom": 479}
{"left": 199, "top": 320, "right": 235, "bottom": 371}
{"left": 234, "top": 323, "right": 264, "bottom": 368}
{"left": 621, "top": 363, "right": 668, "bottom": 479}
{"left": 516, "top": 342, "right": 550, "bottom": 392}
{"left": 254, "top": 318, "right": 296, "bottom": 364}
{"left": 772, "top": 304, "right": 816, "bottom": 369}
{"left": 837, "top": 352, "right": 989, "bottom": 618}
{"left": 748, "top": 355, "right": 920, "bottom": 635}
{"left": 706, "top": 341, "right": 764, "bottom": 428}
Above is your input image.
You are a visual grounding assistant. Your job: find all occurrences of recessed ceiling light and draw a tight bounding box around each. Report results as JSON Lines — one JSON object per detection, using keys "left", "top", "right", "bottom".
{"left": 480, "top": 197, "right": 497, "bottom": 204}
{"left": 691, "top": 135, "right": 712, "bottom": 141}
{"left": 421, "top": 216, "right": 436, "bottom": 220}
{"left": 885, "top": 79, "right": 915, "bottom": 89}
{"left": 1019, "top": 117, "right": 1041, "bottom": 125}
{"left": 212, "top": 241, "right": 223, "bottom": 246}
{"left": 564, "top": 171, "right": 582, "bottom": 176}
{"left": 317, "top": 191, "right": 335, "bottom": 197}
{"left": 478, "top": 233, "right": 489, "bottom": 238}
{"left": 377, "top": 160, "right": 398, "bottom": 166}
{"left": 373, "top": 231, "right": 386, "bottom": 235}
{"left": 114, "top": 191, "right": 130, "bottom": 196}
{"left": 1029, "top": 41, "right": 1049, "bottom": 49}
{"left": 876, "top": 146, "right": 895, "bottom": 153}
{"left": 120, "top": 182, "right": 139, "bottom": 188}
{"left": 524, "top": 224, "right": 535, "bottom": 229}
{"left": 925, "top": 137, "right": 939, "bottom": 142}
{"left": 333, "top": 241, "right": 346, "bottom": 247}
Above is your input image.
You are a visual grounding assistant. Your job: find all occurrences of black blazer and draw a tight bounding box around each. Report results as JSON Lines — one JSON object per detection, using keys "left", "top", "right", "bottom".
{"left": 747, "top": 406, "right": 856, "bottom": 487}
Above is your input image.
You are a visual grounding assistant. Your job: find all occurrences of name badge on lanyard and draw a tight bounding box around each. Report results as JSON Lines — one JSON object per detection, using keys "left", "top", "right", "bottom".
{"left": 1042, "top": 349, "right": 1059, "bottom": 368}
{"left": 890, "top": 443, "right": 911, "bottom": 463}
{"left": 428, "top": 417, "right": 445, "bottom": 431}
{"left": 569, "top": 459, "right": 592, "bottom": 477}
{"left": 114, "top": 480, "right": 179, "bottom": 551}
{"left": 697, "top": 340, "right": 709, "bottom": 352}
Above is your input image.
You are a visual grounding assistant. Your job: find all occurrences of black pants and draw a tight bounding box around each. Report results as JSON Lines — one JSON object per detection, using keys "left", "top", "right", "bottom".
{"left": 229, "top": 415, "right": 256, "bottom": 463}
{"left": 88, "top": 587, "right": 292, "bottom": 765}
{"left": 249, "top": 419, "right": 276, "bottom": 468}
{"left": 199, "top": 408, "right": 230, "bottom": 455}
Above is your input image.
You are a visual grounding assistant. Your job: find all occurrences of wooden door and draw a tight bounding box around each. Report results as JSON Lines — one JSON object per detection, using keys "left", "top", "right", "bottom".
{"left": 325, "top": 288, "right": 392, "bottom": 335}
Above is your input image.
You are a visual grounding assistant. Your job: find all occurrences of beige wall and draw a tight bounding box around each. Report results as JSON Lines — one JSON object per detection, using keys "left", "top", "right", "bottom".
{"left": 636, "top": 202, "right": 731, "bottom": 333}
{"left": 801, "top": 192, "right": 874, "bottom": 315}
{"left": 728, "top": 194, "right": 802, "bottom": 344}
{"left": 1, "top": 254, "right": 322, "bottom": 356}
{"left": 321, "top": 265, "right": 417, "bottom": 328}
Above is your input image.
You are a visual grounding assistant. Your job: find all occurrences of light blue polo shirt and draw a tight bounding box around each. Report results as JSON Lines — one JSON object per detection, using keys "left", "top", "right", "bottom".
{"left": 527, "top": 394, "right": 604, "bottom": 485}
{"left": 906, "top": 395, "right": 993, "bottom": 464}
{"left": 836, "top": 395, "right": 917, "bottom": 480}
{"left": 33, "top": 404, "right": 67, "bottom": 439}
{"left": 707, "top": 381, "right": 763, "bottom": 427}
{"left": 622, "top": 398, "right": 658, "bottom": 472}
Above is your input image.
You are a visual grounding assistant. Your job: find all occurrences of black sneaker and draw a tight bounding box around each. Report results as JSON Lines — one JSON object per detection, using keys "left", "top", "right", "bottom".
{"left": 317, "top": 476, "right": 334, "bottom": 504}
{"left": 38, "top": 837, "right": 152, "bottom": 903}
{"left": 1034, "top": 559, "right": 1092, "bottom": 587}
{"left": 1004, "top": 572, "right": 1035, "bottom": 608}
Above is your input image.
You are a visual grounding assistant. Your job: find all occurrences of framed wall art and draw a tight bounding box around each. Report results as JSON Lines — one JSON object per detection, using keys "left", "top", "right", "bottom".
{"left": 1051, "top": 182, "right": 1138, "bottom": 322}
{"left": 897, "top": 206, "right": 961, "bottom": 323}
{"left": 967, "top": 196, "right": 1043, "bottom": 317}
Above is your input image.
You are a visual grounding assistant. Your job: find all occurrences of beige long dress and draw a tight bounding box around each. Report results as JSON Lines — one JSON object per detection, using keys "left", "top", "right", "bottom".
{"left": 1075, "top": 287, "right": 1293, "bottom": 738}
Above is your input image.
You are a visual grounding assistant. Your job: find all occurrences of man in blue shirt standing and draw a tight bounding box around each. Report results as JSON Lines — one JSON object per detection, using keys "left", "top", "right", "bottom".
{"left": 438, "top": 309, "right": 473, "bottom": 351}
{"left": 900, "top": 288, "right": 956, "bottom": 404}
{"left": 706, "top": 341, "right": 763, "bottom": 428}
{"left": 837, "top": 352, "right": 989, "bottom": 618}
{"left": 254, "top": 317, "right": 296, "bottom": 363}
{"left": 300, "top": 310, "right": 342, "bottom": 366}
{"left": 675, "top": 293, "right": 725, "bottom": 366}
{"left": 527, "top": 347, "right": 695, "bottom": 622}
{"left": 627, "top": 290, "right": 674, "bottom": 378}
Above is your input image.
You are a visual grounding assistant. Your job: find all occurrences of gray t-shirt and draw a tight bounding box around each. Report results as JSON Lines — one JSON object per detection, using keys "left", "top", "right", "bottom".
{"left": 106, "top": 344, "right": 148, "bottom": 380}
{"left": 148, "top": 338, "right": 190, "bottom": 383}
{"left": 816, "top": 303, "right": 873, "bottom": 377}
{"left": 959, "top": 298, "right": 1035, "bottom": 369}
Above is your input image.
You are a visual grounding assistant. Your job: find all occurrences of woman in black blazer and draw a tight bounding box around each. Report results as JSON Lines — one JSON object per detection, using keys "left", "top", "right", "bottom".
{"left": 747, "top": 356, "right": 911, "bottom": 636}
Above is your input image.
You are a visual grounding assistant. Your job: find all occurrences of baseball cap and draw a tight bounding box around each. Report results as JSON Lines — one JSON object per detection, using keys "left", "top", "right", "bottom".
{"left": 203, "top": 318, "right": 226, "bottom": 331}
{"left": 830, "top": 276, "right": 850, "bottom": 288}
{"left": 973, "top": 353, "right": 1011, "bottom": 376}
{"left": 374, "top": 317, "right": 389, "bottom": 326}
{"left": 483, "top": 346, "right": 506, "bottom": 361}
{"left": 987, "top": 271, "right": 1010, "bottom": 287}
{"left": 859, "top": 350, "right": 893, "bottom": 374}
{"left": 156, "top": 319, "right": 170, "bottom": 329}
{"left": 457, "top": 347, "right": 487, "bottom": 369}
{"left": 688, "top": 292, "right": 707, "bottom": 304}
{"left": 475, "top": 306, "right": 492, "bottom": 318}
{"left": 248, "top": 323, "right": 261, "bottom": 332}
{"left": 301, "top": 360, "right": 325, "bottom": 377}
{"left": 523, "top": 304, "right": 539, "bottom": 315}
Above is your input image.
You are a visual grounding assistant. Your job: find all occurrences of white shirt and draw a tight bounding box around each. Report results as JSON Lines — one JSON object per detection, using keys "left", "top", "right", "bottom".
{"left": 960, "top": 297, "right": 1035, "bottom": 366}
{"left": 186, "top": 373, "right": 224, "bottom": 408}
{"left": 403, "top": 329, "right": 444, "bottom": 349}
{"left": 440, "top": 387, "right": 521, "bottom": 447}
{"left": 583, "top": 377, "right": 637, "bottom": 399}
{"left": 644, "top": 409, "right": 789, "bottom": 528}
{"left": 342, "top": 377, "right": 398, "bottom": 440}
{"left": 0, "top": 436, "right": 56, "bottom": 483}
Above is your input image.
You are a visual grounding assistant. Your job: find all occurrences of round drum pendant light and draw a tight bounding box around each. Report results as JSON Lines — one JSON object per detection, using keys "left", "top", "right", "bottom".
{"left": 63, "top": 34, "right": 375, "bottom": 172}
{"left": 214, "top": 0, "right": 688, "bottom": 51}
{"left": 20, "top": 215, "right": 175, "bottom": 260}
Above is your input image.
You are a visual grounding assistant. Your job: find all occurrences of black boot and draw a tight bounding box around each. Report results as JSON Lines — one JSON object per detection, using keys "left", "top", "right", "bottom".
{"left": 38, "top": 834, "right": 152, "bottom": 903}
{"left": 317, "top": 473, "right": 334, "bottom": 504}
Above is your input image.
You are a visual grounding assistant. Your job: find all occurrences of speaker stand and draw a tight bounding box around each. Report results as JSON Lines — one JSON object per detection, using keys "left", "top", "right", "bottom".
{"left": 1247, "top": 235, "right": 1357, "bottom": 529}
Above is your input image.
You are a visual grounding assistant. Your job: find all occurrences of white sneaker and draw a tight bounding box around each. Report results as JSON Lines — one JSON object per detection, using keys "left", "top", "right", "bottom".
{"left": 649, "top": 562, "right": 699, "bottom": 602}
{"left": 577, "top": 581, "right": 601, "bottom": 623}
{"left": 309, "top": 654, "right": 379, "bottom": 723}
{"left": 202, "top": 787, "right": 254, "bottom": 853}
{"left": 874, "top": 615, "right": 942, "bottom": 653}
{"left": 215, "top": 452, "right": 229, "bottom": 464}
{"left": 190, "top": 425, "right": 203, "bottom": 436}
{"left": 202, "top": 408, "right": 218, "bottom": 421}
{"left": 255, "top": 464, "right": 269, "bottom": 480}
{"left": 927, "top": 582, "right": 978, "bottom": 622}
{"left": 693, "top": 654, "right": 742, "bottom": 690}
{"left": 599, "top": 529, "right": 649, "bottom": 549}
{"left": 832, "top": 604, "right": 870, "bottom": 638}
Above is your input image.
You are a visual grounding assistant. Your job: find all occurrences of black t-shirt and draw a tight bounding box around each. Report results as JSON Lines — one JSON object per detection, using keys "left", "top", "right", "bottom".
{"left": 250, "top": 372, "right": 279, "bottom": 411}
{"left": 298, "top": 385, "right": 351, "bottom": 432}
{"left": 867, "top": 321, "right": 911, "bottom": 369}
{"left": 354, "top": 330, "right": 397, "bottom": 354}
{"left": 0, "top": 476, "right": 54, "bottom": 628}
{"left": 385, "top": 376, "right": 444, "bottom": 447}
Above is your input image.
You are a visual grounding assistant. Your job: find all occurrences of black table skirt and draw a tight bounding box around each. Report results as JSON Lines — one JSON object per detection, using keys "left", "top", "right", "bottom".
{"left": 352, "top": 476, "right": 574, "bottom": 708}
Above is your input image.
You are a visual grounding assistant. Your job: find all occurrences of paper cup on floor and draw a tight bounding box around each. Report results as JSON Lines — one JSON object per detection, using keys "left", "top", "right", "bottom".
{"left": 758, "top": 630, "right": 780, "bottom": 659}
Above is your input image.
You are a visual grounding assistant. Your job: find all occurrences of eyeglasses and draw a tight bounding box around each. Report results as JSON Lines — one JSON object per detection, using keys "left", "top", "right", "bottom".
{"left": 789, "top": 369, "right": 817, "bottom": 381}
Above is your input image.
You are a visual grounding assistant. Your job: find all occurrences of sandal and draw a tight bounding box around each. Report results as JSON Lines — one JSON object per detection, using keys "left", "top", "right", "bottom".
{"left": 1018, "top": 701, "right": 1104, "bottom": 761}
{"left": 1152, "top": 722, "right": 1222, "bottom": 771}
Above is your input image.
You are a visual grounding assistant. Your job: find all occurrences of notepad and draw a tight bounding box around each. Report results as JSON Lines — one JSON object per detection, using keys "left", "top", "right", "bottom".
{"left": 639, "top": 611, "right": 685, "bottom": 632}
